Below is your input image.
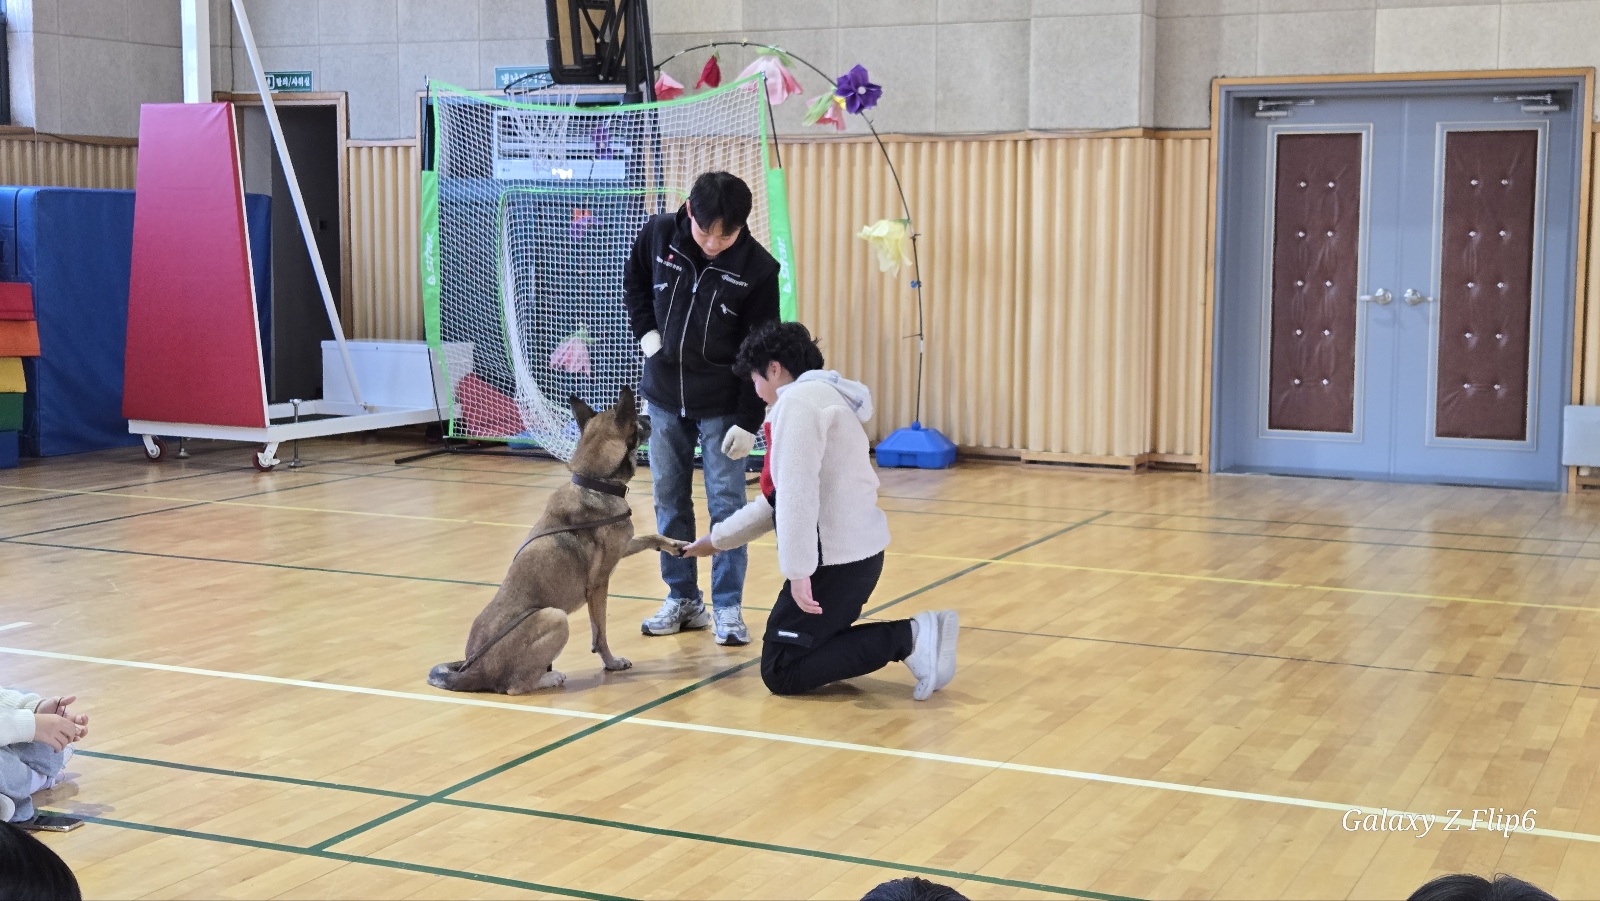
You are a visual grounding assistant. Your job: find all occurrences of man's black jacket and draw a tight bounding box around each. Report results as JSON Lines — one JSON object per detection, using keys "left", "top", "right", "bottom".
{"left": 622, "top": 205, "right": 780, "bottom": 434}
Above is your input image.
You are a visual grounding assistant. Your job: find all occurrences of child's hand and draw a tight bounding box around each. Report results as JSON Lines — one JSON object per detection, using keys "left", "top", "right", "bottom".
{"left": 33, "top": 713, "right": 84, "bottom": 751}
{"left": 37, "top": 695, "right": 76, "bottom": 717}
{"left": 37, "top": 696, "right": 89, "bottom": 734}
{"left": 681, "top": 536, "right": 717, "bottom": 558}
{"left": 791, "top": 577, "right": 821, "bottom": 615}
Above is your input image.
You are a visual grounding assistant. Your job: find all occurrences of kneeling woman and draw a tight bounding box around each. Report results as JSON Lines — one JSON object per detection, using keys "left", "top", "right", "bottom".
{"left": 681, "top": 321, "right": 958, "bottom": 699}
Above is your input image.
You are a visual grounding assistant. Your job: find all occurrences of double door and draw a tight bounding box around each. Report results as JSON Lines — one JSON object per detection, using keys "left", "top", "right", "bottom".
{"left": 1216, "top": 84, "right": 1585, "bottom": 489}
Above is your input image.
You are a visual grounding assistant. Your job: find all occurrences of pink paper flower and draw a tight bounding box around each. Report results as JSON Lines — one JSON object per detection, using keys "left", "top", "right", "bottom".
{"left": 569, "top": 208, "right": 597, "bottom": 241}
{"left": 654, "top": 71, "right": 685, "bottom": 101}
{"left": 550, "top": 325, "right": 592, "bottom": 375}
{"left": 695, "top": 54, "right": 722, "bottom": 90}
{"left": 738, "top": 52, "right": 803, "bottom": 105}
{"left": 818, "top": 99, "right": 846, "bottom": 130}
{"left": 803, "top": 93, "right": 847, "bottom": 131}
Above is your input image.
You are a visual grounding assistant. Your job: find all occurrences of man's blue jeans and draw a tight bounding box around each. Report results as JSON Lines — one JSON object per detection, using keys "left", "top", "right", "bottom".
{"left": 647, "top": 403, "right": 749, "bottom": 609}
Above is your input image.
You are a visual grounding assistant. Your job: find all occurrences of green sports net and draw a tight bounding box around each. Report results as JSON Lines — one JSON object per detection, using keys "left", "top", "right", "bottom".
{"left": 420, "top": 76, "right": 795, "bottom": 459}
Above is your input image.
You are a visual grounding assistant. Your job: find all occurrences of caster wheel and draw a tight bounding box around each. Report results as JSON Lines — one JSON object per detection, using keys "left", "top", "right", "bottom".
{"left": 252, "top": 447, "right": 277, "bottom": 472}
{"left": 144, "top": 436, "right": 167, "bottom": 462}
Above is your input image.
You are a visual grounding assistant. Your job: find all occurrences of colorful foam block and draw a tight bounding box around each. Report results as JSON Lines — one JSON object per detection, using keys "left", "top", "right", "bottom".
{"left": 0, "top": 357, "right": 22, "bottom": 392}
{"left": 0, "top": 393, "right": 19, "bottom": 431}
{"left": 0, "top": 282, "right": 33, "bottom": 320}
{"left": 0, "top": 430, "right": 16, "bottom": 468}
{"left": 0, "top": 320, "right": 40, "bottom": 357}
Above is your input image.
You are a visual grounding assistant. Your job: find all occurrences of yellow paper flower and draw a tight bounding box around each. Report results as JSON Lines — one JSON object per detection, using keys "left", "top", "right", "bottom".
{"left": 857, "top": 218, "right": 912, "bottom": 275}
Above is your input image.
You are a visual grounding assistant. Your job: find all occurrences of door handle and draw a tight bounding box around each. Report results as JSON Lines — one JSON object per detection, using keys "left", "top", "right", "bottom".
{"left": 1403, "top": 288, "right": 1432, "bottom": 305}
{"left": 1359, "top": 288, "right": 1392, "bottom": 305}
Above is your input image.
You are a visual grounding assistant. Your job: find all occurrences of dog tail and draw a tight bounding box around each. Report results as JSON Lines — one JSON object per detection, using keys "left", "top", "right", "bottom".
{"left": 428, "top": 660, "right": 478, "bottom": 692}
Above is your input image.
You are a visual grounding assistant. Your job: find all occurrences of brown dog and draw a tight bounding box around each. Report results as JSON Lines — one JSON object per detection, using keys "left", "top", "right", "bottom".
{"left": 428, "top": 386, "right": 683, "bottom": 694}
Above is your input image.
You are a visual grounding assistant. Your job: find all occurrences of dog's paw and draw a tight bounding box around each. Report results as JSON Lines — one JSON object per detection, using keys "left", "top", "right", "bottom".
{"left": 661, "top": 537, "right": 690, "bottom": 556}
{"left": 537, "top": 670, "right": 567, "bottom": 689}
{"left": 604, "top": 656, "right": 633, "bottom": 672}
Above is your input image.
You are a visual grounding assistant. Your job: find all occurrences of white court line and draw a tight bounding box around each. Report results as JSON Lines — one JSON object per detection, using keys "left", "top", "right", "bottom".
{"left": 4, "top": 643, "right": 1595, "bottom": 846}
{"left": 0, "top": 646, "right": 611, "bottom": 722}
{"left": 0, "top": 622, "right": 30, "bottom": 633}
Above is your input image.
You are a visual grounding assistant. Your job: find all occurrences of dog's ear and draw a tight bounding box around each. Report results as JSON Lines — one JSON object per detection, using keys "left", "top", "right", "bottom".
{"left": 570, "top": 395, "right": 597, "bottom": 429}
{"left": 617, "top": 385, "right": 635, "bottom": 416}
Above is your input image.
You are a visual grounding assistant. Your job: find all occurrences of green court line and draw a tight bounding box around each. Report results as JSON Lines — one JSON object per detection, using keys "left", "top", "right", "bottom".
{"left": 28, "top": 441, "right": 1586, "bottom": 547}
{"left": 77, "top": 750, "right": 419, "bottom": 799}
{"left": 0, "top": 474, "right": 369, "bottom": 542}
{"left": 865, "top": 515, "right": 1108, "bottom": 617}
{"left": 13, "top": 513, "right": 1583, "bottom": 688}
{"left": 1085, "top": 519, "right": 1600, "bottom": 563}
{"left": 51, "top": 813, "right": 629, "bottom": 901}
{"left": 73, "top": 750, "right": 1135, "bottom": 900}
{"left": 309, "top": 658, "right": 763, "bottom": 852}
{"left": 315, "top": 524, "right": 1110, "bottom": 850}
{"left": 0, "top": 538, "right": 741, "bottom": 610}
{"left": 2, "top": 538, "right": 507, "bottom": 588}
{"left": 29, "top": 521, "right": 1587, "bottom": 692}
{"left": 0, "top": 468, "right": 238, "bottom": 509}
{"left": 873, "top": 489, "right": 1593, "bottom": 546}
{"left": 439, "top": 799, "right": 1136, "bottom": 901}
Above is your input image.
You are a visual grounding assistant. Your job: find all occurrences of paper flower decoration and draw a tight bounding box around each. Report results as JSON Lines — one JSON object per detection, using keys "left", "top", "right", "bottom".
{"left": 803, "top": 92, "right": 847, "bottom": 131}
{"left": 738, "top": 51, "right": 803, "bottom": 105}
{"left": 550, "top": 325, "right": 593, "bottom": 375}
{"left": 654, "top": 71, "right": 685, "bottom": 101}
{"left": 695, "top": 54, "right": 722, "bottom": 90}
{"left": 857, "top": 218, "right": 913, "bottom": 275}
{"left": 569, "top": 208, "right": 597, "bottom": 241}
{"left": 835, "top": 64, "right": 882, "bottom": 115}
{"left": 591, "top": 122, "right": 616, "bottom": 159}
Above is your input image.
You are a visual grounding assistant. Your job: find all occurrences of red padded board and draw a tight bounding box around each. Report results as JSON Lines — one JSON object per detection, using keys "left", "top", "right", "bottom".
{"left": 0, "top": 320, "right": 39, "bottom": 356}
{"left": 455, "top": 374, "right": 524, "bottom": 437}
{"left": 0, "top": 283, "right": 33, "bottom": 320}
{"left": 123, "top": 103, "right": 266, "bottom": 428}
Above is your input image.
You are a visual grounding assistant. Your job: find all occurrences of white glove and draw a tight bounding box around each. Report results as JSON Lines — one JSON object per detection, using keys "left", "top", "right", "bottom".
{"left": 640, "top": 330, "right": 662, "bottom": 358}
{"left": 721, "top": 425, "right": 756, "bottom": 460}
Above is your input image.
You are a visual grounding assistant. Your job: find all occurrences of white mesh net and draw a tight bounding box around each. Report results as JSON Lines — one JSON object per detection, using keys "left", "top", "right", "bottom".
{"left": 425, "top": 77, "right": 774, "bottom": 459}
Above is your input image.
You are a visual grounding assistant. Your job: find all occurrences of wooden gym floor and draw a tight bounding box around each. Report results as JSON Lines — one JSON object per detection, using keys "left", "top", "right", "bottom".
{"left": 6, "top": 434, "right": 1600, "bottom": 900}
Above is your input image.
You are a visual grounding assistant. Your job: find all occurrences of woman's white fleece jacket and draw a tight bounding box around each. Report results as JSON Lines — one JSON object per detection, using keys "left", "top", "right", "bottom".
{"left": 710, "top": 371, "right": 891, "bottom": 580}
{"left": 0, "top": 688, "right": 43, "bottom": 747}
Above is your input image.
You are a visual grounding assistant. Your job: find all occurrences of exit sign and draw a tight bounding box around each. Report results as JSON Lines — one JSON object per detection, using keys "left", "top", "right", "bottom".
{"left": 495, "top": 65, "right": 549, "bottom": 89}
{"left": 265, "top": 71, "right": 313, "bottom": 93}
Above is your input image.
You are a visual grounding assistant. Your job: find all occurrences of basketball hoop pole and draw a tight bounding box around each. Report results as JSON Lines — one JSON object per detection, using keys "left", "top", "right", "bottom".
{"left": 179, "top": 0, "right": 210, "bottom": 104}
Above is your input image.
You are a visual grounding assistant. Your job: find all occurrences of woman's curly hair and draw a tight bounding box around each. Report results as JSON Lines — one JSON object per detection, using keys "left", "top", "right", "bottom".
{"left": 734, "top": 320, "right": 825, "bottom": 378}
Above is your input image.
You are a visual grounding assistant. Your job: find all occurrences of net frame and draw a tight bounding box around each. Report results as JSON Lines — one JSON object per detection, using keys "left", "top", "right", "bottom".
{"left": 419, "top": 75, "right": 796, "bottom": 459}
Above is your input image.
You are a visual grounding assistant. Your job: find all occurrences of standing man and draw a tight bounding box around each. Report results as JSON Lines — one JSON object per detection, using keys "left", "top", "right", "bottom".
{"left": 623, "top": 171, "right": 780, "bottom": 646}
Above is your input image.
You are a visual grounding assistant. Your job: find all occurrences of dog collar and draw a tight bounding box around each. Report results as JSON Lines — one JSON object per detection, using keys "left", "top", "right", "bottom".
{"left": 572, "top": 474, "right": 628, "bottom": 498}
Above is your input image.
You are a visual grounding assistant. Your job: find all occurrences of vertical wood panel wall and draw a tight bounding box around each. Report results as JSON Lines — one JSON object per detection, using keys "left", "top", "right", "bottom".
{"left": 12, "top": 126, "right": 1595, "bottom": 467}
{"left": 785, "top": 133, "right": 1209, "bottom": 461}
{"left": 346, "top": 142, "right": 421, "bottom": 341}
{"left": 0, "top": 135, "right": 137, "bottom": 189}
{"left": 341, "top": 132, "right": 1217, "bottom": 460}
{"left": 1582, "top": 131, "right": 1600, "bottom": 406}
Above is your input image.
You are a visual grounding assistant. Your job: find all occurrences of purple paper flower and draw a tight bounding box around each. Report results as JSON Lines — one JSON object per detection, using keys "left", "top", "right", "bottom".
{"left": 591, "top": 122, "right": 615, "bottom": 159}
{"left": 834, "top": 64, "right": 881, "bottom": 115}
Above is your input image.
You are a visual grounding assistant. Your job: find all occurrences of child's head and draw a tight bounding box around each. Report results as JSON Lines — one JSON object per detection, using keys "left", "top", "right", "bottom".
{"left": 734, "top": 321, "right": 825, "bottom": 404}
{"left": 1407, "top": 874, "right": 1555, "bottom": 901}
{"left": 0, "top": 821, "right": 81, "bottom": 900}
{"left": 686, "top": 171, "right": 752, "bottom": 259}
{"left": 860, "top": 877, "right": 970, "bottom": 901}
